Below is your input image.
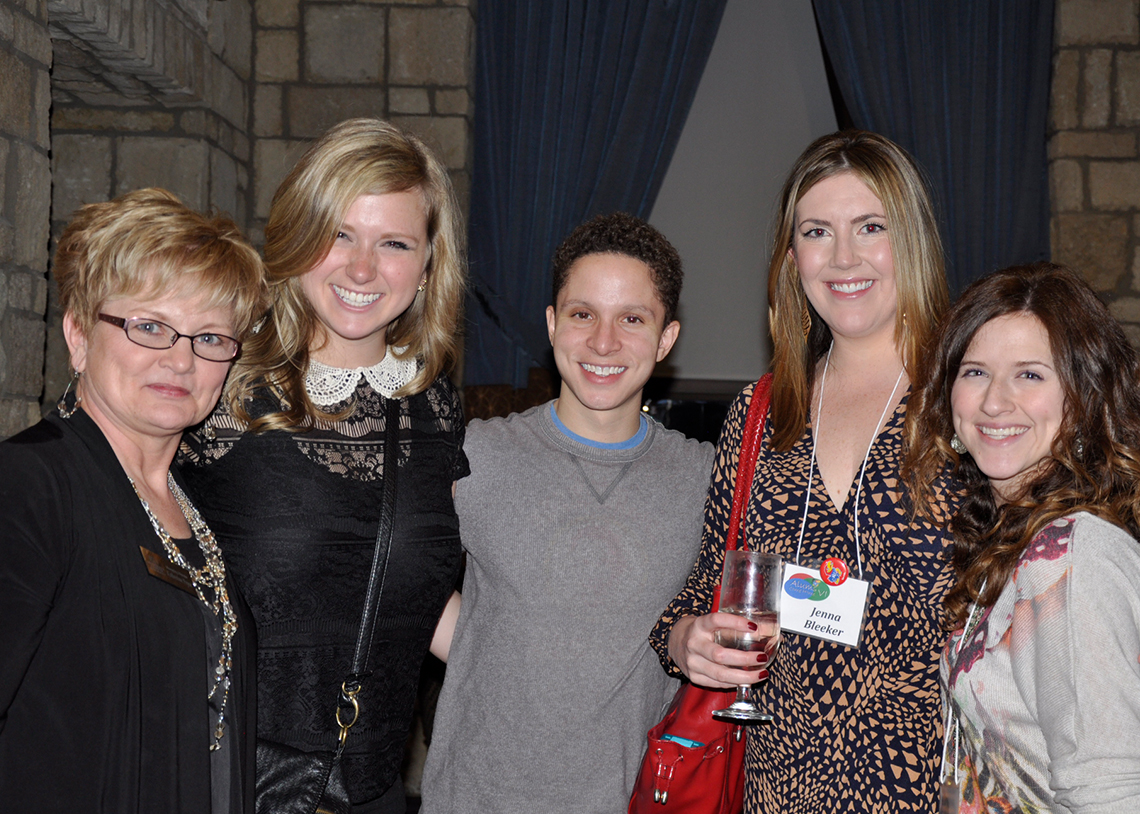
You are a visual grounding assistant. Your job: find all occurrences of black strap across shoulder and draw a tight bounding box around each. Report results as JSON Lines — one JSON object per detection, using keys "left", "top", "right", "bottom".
{"left": 335, "top": 395, "right": 401, "bottom": 750}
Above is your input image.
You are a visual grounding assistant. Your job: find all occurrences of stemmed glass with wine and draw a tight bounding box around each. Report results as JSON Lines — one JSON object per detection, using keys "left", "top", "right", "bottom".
{"left": 712, "top": 550, "right": 783, "bottom": 722}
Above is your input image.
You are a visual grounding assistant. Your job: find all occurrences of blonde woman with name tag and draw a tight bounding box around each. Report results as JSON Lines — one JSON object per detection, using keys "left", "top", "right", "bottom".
{"left": 0, "top": 189, "right": 265, "bottom": 812}
{"left": 652, "top": 131, "right": 959, "bottom": 813}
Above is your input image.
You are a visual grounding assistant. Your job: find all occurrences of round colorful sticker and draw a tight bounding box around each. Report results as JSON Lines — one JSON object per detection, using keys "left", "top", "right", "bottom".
{"left": 820, "top": 557, "right": 849, "bottom": 586}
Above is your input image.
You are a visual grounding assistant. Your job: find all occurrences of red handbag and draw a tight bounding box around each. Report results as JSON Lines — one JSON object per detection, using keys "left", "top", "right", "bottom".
{"left": 629, "top": 373, "right": 773, "bottom": 814}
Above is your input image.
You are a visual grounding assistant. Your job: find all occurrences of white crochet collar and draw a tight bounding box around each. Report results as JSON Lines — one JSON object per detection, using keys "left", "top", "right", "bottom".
{"left": 305, "top": 347, "right": 418, "bottom": 405}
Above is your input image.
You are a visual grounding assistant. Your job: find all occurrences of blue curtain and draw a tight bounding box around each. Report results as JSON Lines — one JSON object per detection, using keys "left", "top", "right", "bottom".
{"left": 811, "top": 1, "right": 1055, "bottom": 295}
{"left": 464, "top": 0, "right": 728, "bottom": 387}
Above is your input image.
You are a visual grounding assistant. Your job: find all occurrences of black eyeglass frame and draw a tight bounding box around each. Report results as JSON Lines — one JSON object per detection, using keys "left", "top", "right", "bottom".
{"left": 96, "top": 313, "right": 242, "bottom": 362}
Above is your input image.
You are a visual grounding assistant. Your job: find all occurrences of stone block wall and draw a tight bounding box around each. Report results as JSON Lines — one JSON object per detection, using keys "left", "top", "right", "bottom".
{"left": 0, "top": 0, "right": 52, "bottom": 436}
{"left": 42, "top": 0, "right": 256, "bottom": 407}
{"left": 0, "top": 0, "right": 476, "bottom": 436}
{"left": 1050, "top": 0, "right": 1140, "bottom": 343}
{"left": 49, "top": 0, "right": 253, "bottom": 219}
{"left": 250, "top": 0, "right": 475, "bottom": 244}
{"left": 40, "top": 0, "right": 256, "bottom": 405}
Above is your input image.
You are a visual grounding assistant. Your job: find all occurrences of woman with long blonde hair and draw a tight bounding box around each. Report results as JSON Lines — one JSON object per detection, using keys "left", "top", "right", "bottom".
{"left": 181, "top": 118, "right": 468, "bottom": 814}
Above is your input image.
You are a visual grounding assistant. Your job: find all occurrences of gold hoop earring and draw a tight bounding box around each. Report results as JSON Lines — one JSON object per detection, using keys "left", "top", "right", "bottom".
{"left": 58, "top": 371, "right": 82, "bottom": 419}
{"left": 801, "top": 302, "right": 812, "bottom": 339}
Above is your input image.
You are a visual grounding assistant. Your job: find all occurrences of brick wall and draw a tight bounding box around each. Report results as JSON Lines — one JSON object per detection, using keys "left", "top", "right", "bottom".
{"left": 42, "top": 0, "right": 257, "bottom": 408}
{"left": 0, "top": 0, "right": 475, "bottom": 436}
{"left": 49, "top": 0, "right": 253, "bottom": 217}
{"left": 1050, "top": 0, "right": 1140, "bottom": 343}
{"left": 0, "top": 0, "right": 51, "bottom": 437}
{"left": 249, "top": 0, "right": 474, "bottom": 244}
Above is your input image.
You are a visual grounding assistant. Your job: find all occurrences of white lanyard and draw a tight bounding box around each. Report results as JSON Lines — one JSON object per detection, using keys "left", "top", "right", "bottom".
{"left": 794, "top": 345, "right": 905, "bottom": 577}
{"left": 940, "top": 580, "right": 988, "bottom": 786}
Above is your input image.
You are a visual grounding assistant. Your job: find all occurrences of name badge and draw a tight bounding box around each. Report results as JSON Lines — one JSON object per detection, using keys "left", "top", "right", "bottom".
{"left": 780, "top": 562, "right": 870, "bottom": 648}
{"left": 140, "top": 546, "right": 196, "bottom": 596}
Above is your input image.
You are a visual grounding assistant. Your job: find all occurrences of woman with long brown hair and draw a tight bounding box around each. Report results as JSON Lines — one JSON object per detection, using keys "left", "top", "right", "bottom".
{"left": 651, "top": 130, "right": 958, "bottom": 812}
{"left": 907, "top": 263, "right": 1140, "bottom": 812}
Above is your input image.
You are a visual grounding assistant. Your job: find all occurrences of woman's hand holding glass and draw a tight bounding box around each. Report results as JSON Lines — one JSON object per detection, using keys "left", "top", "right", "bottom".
{"left": 711, "top": 551, "right": 782, "bottom": 721}
{"left": 668, "top": 611, "right": 771, "bottom": 689}
{"left": 667, "top": 553, "right": 783, "bottom": 695}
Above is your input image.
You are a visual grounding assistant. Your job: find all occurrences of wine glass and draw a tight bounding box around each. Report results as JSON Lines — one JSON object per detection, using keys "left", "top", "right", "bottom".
{"left": 712, "top": 550, "right": 783, "bottom": 722}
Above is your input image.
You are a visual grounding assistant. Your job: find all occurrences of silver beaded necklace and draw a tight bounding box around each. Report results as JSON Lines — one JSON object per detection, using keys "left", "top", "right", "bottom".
{"left": 130, "top": 471, "right": 236, "bottom": 751}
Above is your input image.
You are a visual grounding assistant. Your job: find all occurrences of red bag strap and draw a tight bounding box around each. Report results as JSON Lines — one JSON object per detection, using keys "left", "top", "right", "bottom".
{"left": 713, "top": 373, "right": 773, "bottom": 611}
{"left": 725, "top": 373, "right": 773, "bottom": 553}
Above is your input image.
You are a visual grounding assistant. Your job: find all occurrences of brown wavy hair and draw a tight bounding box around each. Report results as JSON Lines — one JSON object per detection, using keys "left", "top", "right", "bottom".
{"left": 228, "top": 118, "right": 466, "bottom": 430}
{"left": 550, "top": 212, "right": 683, "bottom": 324}
{"left": 906, "top": 262, "right": 1140, "bottom": 628}
{"left": 767, "top": 130, "right": 948, "bottom": 451}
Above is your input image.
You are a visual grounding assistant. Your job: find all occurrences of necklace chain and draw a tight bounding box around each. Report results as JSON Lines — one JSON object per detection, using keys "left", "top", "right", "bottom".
{"left": 130, "top": 471, "right": 236, "bottom": 751}
{"left": 941, "top": 578, "right": 990, "bottom": 785}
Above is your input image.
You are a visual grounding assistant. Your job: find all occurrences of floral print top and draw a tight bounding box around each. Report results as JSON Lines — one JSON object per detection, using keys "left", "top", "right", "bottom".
{"left": 942, "top": 512, "right": 1140, "bottom": 813}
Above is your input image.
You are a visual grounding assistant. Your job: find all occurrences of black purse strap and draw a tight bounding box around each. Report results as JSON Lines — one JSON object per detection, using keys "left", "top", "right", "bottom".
{"left": 333, "top": 395, "right": 401, "bottom": 753}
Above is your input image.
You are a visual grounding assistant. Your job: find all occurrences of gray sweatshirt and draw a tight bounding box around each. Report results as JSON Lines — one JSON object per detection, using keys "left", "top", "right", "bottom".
{"left": 421, "top": 402, "right": 714, "bottom": 814}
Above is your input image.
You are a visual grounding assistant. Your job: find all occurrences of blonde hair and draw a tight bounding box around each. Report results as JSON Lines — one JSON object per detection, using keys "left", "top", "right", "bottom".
{"left": 54, "top": 187, "right": 266, "bottom": 338}
{"left": 229, "top": 118, "right": 467, "bottom": 431}
{"left": 767, "top": 130, "right": 948, "bottom": 451}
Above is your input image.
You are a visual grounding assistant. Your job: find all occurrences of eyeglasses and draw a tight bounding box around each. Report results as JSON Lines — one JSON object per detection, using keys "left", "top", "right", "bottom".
{"left": 97, "top": 314, "right": 242, "bottom": 362}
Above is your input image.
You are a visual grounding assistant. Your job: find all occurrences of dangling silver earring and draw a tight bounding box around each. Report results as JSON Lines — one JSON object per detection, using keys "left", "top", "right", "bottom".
{"left": 1074, "top": 438, "right": 1085, "bottom": 458}
{"left": 950, "top": 434, "right": 967, "bottom": 455}
{"left": 58, "top": 371, "right": 82, "bottom": 419}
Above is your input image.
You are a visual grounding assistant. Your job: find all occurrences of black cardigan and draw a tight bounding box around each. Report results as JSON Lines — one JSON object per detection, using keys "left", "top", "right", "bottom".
{"left": 0, "top": 409, "right": 256, "bottom": 813}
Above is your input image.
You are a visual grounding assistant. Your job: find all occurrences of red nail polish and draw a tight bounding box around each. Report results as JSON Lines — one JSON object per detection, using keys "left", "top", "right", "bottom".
{"left": 747, "top": 621, "right": 758, "bottom": 631}
{"left": 756, "top": 653, "right": 767, "bottom": 663}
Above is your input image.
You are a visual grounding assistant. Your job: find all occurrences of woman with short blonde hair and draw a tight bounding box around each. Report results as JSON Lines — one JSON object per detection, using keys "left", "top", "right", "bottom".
{"left": 1, "top": 187, "right": 265, "bottom": 811}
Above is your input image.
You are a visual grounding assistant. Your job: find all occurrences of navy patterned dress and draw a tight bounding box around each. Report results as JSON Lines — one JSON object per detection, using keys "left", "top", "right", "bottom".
{"left": 651, "top": 381, "right": 958, "bottom": 813}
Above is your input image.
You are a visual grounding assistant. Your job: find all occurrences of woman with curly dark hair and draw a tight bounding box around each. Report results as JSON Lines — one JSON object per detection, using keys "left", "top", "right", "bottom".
{"left": 907, "top": 262, "right": 1140, "bottom": 813}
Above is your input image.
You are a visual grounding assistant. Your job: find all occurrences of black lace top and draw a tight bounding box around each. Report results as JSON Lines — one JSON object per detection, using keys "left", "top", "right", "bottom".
{"left": 180, "top": 373, "right": 468, "bottom": 804}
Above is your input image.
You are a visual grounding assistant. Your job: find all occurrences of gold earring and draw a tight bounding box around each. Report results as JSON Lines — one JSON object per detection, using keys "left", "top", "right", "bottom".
{"left": 417, "top": 281, "right": 426, "bottom": 293}
{"left": 801, "top": 302, "right": 812, "bottom": 339}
